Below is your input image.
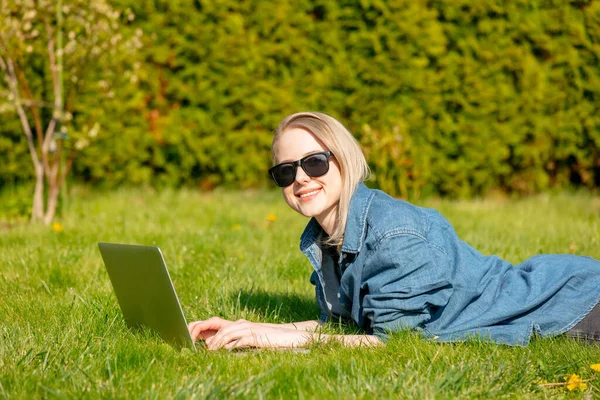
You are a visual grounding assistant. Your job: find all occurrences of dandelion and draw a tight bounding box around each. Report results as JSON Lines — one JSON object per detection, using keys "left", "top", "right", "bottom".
{"left": 264, "top": 214, "right": 277, "bottom": 228}
{"left": 51, "top": 222, "right": 64, "bottom": 233}
{"left": 232, "top": 224, "right": 241, "bottom": 231}
{"left": 565, "top": 374, "right": 587, "bottom": 391}
{"left": 591, "top": 364, "right": 600, "bottom": 372}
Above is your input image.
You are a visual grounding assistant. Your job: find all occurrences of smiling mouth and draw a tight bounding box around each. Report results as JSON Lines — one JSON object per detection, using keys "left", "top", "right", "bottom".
{"left": 297, "top": 188, "right": 321, "bottom": 198}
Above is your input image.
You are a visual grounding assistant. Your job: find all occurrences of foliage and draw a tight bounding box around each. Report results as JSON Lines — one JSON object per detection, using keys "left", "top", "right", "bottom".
{"left": 2, "top": 0, "right": 599, "bottom": 198}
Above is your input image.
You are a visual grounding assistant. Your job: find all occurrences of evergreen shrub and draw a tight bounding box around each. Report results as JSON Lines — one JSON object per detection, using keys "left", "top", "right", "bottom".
{"left": 2, "top": 0, "right": 599, "bottom": 198}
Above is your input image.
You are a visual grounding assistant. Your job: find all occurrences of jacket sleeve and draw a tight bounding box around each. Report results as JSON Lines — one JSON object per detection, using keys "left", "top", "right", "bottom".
{"left": 361, "top": 234, "right": 453, "bottom": 336}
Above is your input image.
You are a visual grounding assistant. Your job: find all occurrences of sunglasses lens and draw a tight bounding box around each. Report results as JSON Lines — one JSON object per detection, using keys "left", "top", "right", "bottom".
{"left": 303, "top": 154, "right": 329, "bottom": 177}
{"left": 269, "top": 152, "right": 333, "bottom": 187}
{"left": 272, "top": 164, "right": 296, "bottom": 187}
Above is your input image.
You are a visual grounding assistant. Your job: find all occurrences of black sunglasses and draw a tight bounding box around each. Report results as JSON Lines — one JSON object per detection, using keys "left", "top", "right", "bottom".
{"left": 269, "top": 151, "right": 335, "bottom": 187}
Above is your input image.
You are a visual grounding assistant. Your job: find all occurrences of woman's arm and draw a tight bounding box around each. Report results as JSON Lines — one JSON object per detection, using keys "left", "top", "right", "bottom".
{"left": 271, "top": 320, "right": 321, "bottom": 331}
{"left": 271, "top": 321, "right": 384, "bottom": 346}
{"left": 361, "top": 234, "right": 451, "bottom": 336}
{"left": 323, "top": 334, "right": 383, "bottom": 347}
{"left": 188, "top": 317, "right": 383, "bottom": 350}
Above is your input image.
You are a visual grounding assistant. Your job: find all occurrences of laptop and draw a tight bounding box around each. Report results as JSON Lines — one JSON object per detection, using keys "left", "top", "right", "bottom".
{"left": 98, "top": 242, "right": 196, "bottom": 350}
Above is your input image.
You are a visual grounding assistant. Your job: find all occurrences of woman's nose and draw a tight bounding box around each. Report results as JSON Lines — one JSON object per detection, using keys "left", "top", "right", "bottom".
{"left": 294, "top": 166, "right": 311, "bottom": 184}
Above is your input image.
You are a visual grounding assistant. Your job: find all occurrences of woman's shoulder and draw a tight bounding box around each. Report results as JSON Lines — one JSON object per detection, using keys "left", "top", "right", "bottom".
{"left": 344, "top": 184, "right": 445, "bottom": 253}
{"left": 364, "top": 188, "right": 433, "bottom": 240}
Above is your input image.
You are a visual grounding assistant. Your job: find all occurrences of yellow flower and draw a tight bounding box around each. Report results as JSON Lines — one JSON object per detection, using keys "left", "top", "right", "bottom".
{"left": 266, "top": 214, "right": 277, "bottom": 223}
{"left": 568, "top": 242, "right": 577, "bottom": 254}
{"left": 565, "top": 374, "right": 587, "bottom": 391}
{"left": 232, "top": 224, "right": 241, "bottom": 231}
{"left": 51, "top": 222, "right": 64, "bottom": 233}
{"left": 591, "top": 364, "right": 600, "bottom": 372}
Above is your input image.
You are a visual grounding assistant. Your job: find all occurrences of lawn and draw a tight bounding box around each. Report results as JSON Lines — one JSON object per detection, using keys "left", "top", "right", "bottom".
{"left": 1, "top": 186, "right": 600, "bottom": 399}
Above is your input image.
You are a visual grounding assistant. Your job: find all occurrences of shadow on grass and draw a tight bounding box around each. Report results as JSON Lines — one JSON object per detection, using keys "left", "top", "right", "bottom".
{"left": 232, "top": 288, "right": 320, "bottom": 323}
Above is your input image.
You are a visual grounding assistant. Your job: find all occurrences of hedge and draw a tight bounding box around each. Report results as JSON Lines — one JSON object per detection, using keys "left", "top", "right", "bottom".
{"left": 2, "top": 0, "right": 599, "bottom": 199}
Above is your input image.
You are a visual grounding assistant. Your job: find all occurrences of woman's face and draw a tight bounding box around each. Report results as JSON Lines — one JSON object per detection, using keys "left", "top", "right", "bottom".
{"left": 274, "top": 127, "right": 342, "bottom": 230}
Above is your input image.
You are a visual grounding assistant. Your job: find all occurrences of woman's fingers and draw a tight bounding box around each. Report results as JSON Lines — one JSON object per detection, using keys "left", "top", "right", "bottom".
{"left": 223, "top": 336, "right": 253, "bottom": 350}
{"left": 188, "top": 317, "right": 233, "bottom": 342}
{"left": 188, "top": 322, "right": 207, "bottom": 342}
{"left": 204, "top": 320, "right": 259, "bottom": 350}
{"left": 205, "top": 325, "right": 252, "bottom": 350}
{"left": 196, "top": 329, "right": 218, "bottom": 341}
{"left": 188, "top": 319, "right": 309, "bottom": 350}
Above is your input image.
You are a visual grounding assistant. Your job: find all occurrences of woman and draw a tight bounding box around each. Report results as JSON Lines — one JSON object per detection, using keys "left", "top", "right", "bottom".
{"left": 188, "top": 112, "right": 600, "bottom": 350}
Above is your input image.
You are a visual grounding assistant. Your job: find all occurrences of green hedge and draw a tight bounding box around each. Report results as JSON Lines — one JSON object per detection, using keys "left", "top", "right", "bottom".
{"left": 2, "top": 0, "right": 599, "bottom": 198}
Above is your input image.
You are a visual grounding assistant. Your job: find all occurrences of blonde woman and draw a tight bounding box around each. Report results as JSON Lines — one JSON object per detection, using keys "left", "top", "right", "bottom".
{"left": 188, "top": 112, "right": 600, "bottom": 349}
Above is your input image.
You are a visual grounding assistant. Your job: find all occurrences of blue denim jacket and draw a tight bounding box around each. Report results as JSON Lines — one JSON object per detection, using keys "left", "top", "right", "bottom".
{"left": 301, "top": 183, "right": 600, "bottom": 345}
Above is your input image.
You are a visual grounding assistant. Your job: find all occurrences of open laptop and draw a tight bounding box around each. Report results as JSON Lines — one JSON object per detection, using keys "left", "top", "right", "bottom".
{"left": 98, "top": 242, "right": 196, "bottom": 350}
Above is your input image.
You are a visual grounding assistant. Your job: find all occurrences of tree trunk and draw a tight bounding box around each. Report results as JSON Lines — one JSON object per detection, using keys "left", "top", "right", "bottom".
{"left": 43, "top": 186, "right": 59, "bottom": 225}
{"left": 0, "top": 55, "right": 47, "bottom": 222}
{"left": 32, "top": 166, "right": 45, "bottom": 221}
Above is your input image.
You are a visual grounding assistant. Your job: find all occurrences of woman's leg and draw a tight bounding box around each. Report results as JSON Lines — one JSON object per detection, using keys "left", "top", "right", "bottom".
{"left": 567, "top": 301, "right": 600, "bottom": 343}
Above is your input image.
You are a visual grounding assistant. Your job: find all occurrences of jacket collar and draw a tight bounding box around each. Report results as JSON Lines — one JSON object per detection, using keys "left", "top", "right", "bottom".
{"left": 299, "top": 182, "right": 375, "bottom": 255}
{"left": 341, "top": 182, "right": 375, "bottom": 254}
{"left": 300, "top": 217, "right": 322, "bottom": 253}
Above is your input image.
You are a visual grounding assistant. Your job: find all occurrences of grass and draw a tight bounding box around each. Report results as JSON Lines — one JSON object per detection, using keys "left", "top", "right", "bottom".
{"left": 1, "top": 186, "right": 600, "bottom": 399}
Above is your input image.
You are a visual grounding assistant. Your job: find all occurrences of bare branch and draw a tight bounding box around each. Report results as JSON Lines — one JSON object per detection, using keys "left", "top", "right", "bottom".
{"left": 13, "top": 98, "right": 53, "bottom": 108}
{"left": 14, "top": 64, "right": 47, "bottom": 148}
{"left": 42, "top": 21, "right": 61, "bottom": 156}
{"left": 0, "top": 55, "right": 43, "bottom": 176}
{"left": 0, "top": 54, "right": 46, "bottom": 221}
{"left": 57, "top": 148, "right": 75, "bottom": 191}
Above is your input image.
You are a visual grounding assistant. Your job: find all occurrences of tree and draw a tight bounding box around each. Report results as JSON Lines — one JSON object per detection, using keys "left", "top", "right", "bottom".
{"left": 0, "top": 0, "right": 141, "bottom": 223}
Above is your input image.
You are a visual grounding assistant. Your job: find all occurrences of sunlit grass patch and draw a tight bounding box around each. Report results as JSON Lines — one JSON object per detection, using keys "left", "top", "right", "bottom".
{"left": 1, "top": 187, "right": 599, "bottom": 398}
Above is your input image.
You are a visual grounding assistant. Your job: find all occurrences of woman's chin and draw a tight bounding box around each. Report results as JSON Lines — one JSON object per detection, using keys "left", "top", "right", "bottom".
{"left": 296, "top": 204, "right": 324, "bottom": 219}
{"left": 298, "top": 209, "right": 320, "bottom": 219}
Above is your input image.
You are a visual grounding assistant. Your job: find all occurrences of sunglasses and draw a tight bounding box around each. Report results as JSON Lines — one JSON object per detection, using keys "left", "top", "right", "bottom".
{"left": 269, "top": 151, "right": 335, "bottom": 187}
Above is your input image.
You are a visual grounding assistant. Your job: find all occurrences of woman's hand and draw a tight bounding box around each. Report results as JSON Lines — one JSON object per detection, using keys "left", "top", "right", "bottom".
{"left": 188, "top": 317, "right": 313, "bottom": 350}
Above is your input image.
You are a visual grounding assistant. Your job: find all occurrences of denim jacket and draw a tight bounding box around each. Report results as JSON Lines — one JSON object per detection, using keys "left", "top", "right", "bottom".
{"left": 301, "top": 183, "right": 600, "bottom": 345}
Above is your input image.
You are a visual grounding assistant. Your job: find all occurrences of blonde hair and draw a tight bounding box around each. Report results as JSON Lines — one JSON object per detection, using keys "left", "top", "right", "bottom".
{"left": 272, "top": 112, "right": 370, "bottom": 247}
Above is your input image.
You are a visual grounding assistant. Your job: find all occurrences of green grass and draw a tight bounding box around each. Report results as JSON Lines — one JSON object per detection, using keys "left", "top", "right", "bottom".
{"left": 1, "top": 186, "right": 600, "bottom": 399}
